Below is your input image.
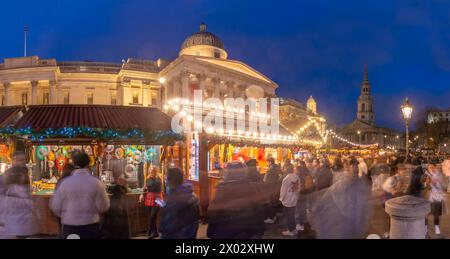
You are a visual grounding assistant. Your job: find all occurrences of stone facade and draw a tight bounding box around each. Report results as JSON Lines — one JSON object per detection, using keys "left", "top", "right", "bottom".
{"left": 0, "top": 57, "right": 164, "bottom": 108}
{"left": 0, "top": 24, "right": 277, "bottom": 110}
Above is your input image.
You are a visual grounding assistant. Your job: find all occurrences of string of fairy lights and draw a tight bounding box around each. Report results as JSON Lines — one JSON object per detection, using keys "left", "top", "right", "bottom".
{"left": 327, "top": 129, "right": 379, "bottom": 148}
{"left": 165, "top": 99, "right": 298, "bottom": 144}
{"left": 165, "top": 98, "right": 379, "bottom": 149}
{"left": 295, "top": 117, "right": 379, "bottom": 149}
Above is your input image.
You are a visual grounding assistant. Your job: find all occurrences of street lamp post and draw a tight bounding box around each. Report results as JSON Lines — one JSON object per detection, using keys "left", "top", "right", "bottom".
{"left": 401, "top": 98, "right": 413, "bottom": 163}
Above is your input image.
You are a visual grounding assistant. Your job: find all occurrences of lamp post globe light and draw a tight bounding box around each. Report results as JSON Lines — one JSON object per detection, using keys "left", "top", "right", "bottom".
{"left": 401, "top": 98, "right": 413, "bottom": 163}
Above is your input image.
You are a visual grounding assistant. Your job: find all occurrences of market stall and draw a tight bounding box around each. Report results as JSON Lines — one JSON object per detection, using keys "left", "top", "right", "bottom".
{"left": 12, "top": 105, "right": 181, "bottom": 237}
{"left": 0, "top": 106, "right": 25, "bottom": 173}
{"left": 185, "top": 126, "right": 300, "bottom": 216}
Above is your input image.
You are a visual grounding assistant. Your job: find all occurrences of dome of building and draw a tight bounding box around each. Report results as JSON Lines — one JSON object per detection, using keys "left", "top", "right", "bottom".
{"left": 179, "top": 23, "right": 228, "bottom": 59}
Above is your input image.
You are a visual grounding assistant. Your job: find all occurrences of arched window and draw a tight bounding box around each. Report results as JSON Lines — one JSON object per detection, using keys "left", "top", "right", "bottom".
{"left": 361, "top": 103, "right": 366, "bottom": 112}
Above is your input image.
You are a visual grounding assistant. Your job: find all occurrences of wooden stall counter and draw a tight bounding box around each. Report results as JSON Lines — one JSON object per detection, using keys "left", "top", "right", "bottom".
{"left": 32, "top": 192, "right": 150, "bottom": 237}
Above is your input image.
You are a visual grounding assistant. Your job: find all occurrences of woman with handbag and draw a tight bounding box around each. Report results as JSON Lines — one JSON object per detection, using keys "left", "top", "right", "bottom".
{"left": 140, "top": 167, "right": 163, "bottom": 239}
{"left": 424, "top": 163, "right": 446, "bottom": 235}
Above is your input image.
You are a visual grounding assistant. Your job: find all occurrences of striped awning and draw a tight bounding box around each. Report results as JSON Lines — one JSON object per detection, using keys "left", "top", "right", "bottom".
{"left": 14, "top": 105, "right": 172, "bottom": 131}
{"left": 0, "top": 106, "right": 24, "bottom": 127}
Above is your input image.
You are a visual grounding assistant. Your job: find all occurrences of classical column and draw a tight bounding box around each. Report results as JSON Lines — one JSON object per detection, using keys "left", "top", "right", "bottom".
{"left": 226, "top": 82, "right": 234, "bottom": 98}
{"left": 213, "top": 78, "right": 220, "bottom": 98}
{"left": 3, "top": 82, "right": 10, "bottom": 106}
{"left": 31, "top": 81, "right": 38, "bottom": 105}
{"left": 233, "top": 84, "right": 241, "bottom": 98}
{"left": 197, "top": 74, "right": 206, "bottom": 98}
{"left": 181, "top": 74, "right": 190, "bottom": 99}
{"left": 117, "top": 82, "right": 125, "bottom": 105}
{"left": 164, "top": 80, "right": 171, "bottom": 104}
{"left": 49, "top": 80, "right": 56, "bottom": 104}
{"left": 385, "top": 195, "right": 430, "bottom": 239}
{"left": 143, "top": 86, "right": 150, "bottom": 107}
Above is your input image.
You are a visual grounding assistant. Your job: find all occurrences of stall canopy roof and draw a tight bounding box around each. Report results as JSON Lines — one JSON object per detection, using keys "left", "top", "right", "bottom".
{"left": 0, "top": 106, "right": 24, "bottom": 127}
{"left": 13, "top": 105, "right": 173, "bottom": 131}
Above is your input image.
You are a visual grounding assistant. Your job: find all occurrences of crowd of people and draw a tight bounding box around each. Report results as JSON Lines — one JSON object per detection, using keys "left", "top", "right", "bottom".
{"left": 0, "top": 149, "right": 449, "bottom": 239}
{"left": 206, "top": 154, "right": 373, "bottom": 239}
{"left": 0, "top": 151, "right": 200, "bottom": 239}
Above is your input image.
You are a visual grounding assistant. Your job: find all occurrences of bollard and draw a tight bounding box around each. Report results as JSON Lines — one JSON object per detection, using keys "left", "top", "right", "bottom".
{"left": 385, "top": 195, "right": 430, "bottom": 239}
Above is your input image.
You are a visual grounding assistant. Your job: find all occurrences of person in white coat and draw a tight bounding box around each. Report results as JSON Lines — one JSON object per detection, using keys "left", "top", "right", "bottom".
{"left": 357, "top": 157, "right": 368, "bottom": 178}
{"left": 425, "top": 164, "right": 446, "bottom": 235}
{"left": 279, "top": 165, "right": 300, "bottom": 237}
{"left": 50, "top": 152, "right": 110, "bottom": 239}
{"left": 3, "top": 165, "right": 39, "bottom": 238}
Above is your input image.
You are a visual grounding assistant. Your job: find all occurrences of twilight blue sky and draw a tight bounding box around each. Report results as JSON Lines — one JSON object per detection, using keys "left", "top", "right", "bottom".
{"left": 1, "top": 0, "right": 450, "bottom": 130}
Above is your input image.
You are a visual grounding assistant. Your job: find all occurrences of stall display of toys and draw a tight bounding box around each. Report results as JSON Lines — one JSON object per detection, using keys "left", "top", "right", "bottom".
{"left": 31, "top": 144, "right": 162, "bottom": 193}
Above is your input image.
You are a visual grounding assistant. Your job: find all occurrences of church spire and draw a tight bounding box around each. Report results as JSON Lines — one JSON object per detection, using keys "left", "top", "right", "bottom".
{"left": 363, "top": 64, "right": 369, "bottom": 82}
{"left": 357, "top": 65, "right": 375, "bottom": 125}
{"left": 361, "top": 64, "right": 371, "bottom": 95}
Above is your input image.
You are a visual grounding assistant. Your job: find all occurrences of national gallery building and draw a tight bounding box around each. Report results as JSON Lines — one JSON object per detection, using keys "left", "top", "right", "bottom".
{"left": 0, "top": 23, "right": 278, "bottom": 109}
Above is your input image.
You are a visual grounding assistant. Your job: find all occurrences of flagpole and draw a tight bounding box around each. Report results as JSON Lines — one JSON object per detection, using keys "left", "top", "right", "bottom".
{"left": 24, "top": 26, "right": 28, "bottom": 57}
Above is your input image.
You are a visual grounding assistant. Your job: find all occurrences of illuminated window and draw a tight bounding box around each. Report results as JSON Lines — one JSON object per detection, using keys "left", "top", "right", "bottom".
{"left": 63, "top": 92, "right": 70, "bottom": 104}
{"left": 111, "top": 93, "right": 117, "bottom": 105}
{"left": 43, "top": 92, "right": 49, "bottom": 104}
{"left": 150, "top": 92, "right": 157, "bottom": 106}
{"left": 87, "top": 93, "right": 94, "bottom": 104}
{"left": 132, "top": 91, "right": 139, "bottom": 104}
{"left": 22, "top": 93, "right": 28, "bottom": 105}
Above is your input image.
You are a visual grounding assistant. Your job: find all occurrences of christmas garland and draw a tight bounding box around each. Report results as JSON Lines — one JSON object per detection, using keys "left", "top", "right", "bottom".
{"left": 0, "top": 126, "right": 184, "bottom": 143}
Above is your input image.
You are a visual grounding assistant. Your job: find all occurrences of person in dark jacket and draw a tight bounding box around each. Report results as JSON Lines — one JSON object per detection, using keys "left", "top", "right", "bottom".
{"left": 102, "top": 177, "right": 129, "bottom": 239}
{"left": 141, "top": 167, "right": 163, "bottom": 239}
{"left": 281, "top": 159, "right": 294, "bottom": 180}
{"left": 331, "top": 156, "right": 344, "bottom": 173}
{"left": 310, "top": 158, "right": 334, "bottom": 214}
{"left": 160, "top": 168, "right": 199, "bottom": 239}
{"left": 263, "top": 158, "right": 282, "bottom": 224}
{"left": 408, "top": 156, "right": 427, "bottom": 197}
{"left": 245, "top": 159, "right": 261, "bottom": 182}
{"left": 264, "top": 157, "right": 282, "bottom": 183}
{"left": 296, "top": 161, "right": 313, "bottom": 231}
{"left": 315, "top": 159, "right": 333, "bottom": 191}
{"left": 207, "top": 161, "right": 266, "bottom": 239}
